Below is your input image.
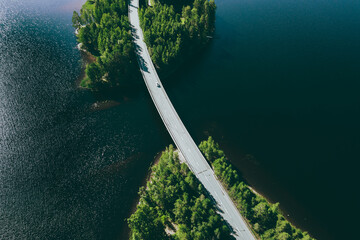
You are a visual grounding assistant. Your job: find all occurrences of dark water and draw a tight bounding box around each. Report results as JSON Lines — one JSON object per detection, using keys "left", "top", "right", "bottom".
{"left": 0, "top": 0, "right": 170, "bottom": 239}
{"left": 0, "top": 0, "right": 359, "bottom": 239}
{"left": 166, "top": 0, "right": 360, "bottom": 239}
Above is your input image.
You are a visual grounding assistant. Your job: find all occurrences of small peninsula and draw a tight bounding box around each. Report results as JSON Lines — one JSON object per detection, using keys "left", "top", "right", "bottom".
{"left": 72, "top": 0, "right": 216, "bottom": 90}
{"left": 74, "top": 1, "right": 315, "bottom": 240}
{"left": 72, "top": 0, "right": 137, "bottom": 90}
{"left": 128, "top": 145, "right": 233, "bottom": 240}
{"left": 199, "top": 137, "right": 315, "bottom": 240}
{"left": 139, "top": 0, "right": 216, "bottom": 73}
{"left": 129, "top": 138, "right": 316, "bottom": 240}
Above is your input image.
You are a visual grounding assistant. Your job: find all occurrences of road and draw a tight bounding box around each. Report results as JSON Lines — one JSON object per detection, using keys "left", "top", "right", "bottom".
{"left": 128, "top": 1, "right": 256, "bottom": 239}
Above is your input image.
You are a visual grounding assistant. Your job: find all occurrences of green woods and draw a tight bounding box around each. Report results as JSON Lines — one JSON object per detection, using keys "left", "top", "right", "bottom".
{"left": 129, "top": 138, "right": 316, "bottom": 240}
{"left": 199, "top": 137, "right": 315, "bottom": 240}
{"left": 139, "top": 0, "right": 216, "bottom": 72}
{"left": 72, "top": 0, "right": 216, "bottom": 89}
{"left": 128, "top": 146, "right": 233, "bottom": 240}
{"left": 72, "top": 0, "right": 137, "bottom": 89}
{"left": 73, "top": 2, "right": 314, "bottom": 239}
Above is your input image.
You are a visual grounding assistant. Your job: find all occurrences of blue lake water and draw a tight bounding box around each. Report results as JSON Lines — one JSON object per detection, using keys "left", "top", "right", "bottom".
{"left": 1, "top": 0, "right": 359, "bottom": 239}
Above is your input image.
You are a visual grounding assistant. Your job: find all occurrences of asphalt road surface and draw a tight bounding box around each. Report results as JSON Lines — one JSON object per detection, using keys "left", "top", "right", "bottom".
{"left": 128, "top": 1, "right": 256, "bottom": 239}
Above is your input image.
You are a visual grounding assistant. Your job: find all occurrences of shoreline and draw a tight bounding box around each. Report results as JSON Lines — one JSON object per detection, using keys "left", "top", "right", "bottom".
{"left": 247, "top": 185, "right": 311, "bottom": 237}
{"left": 124, "top": 150, "right": 163, "bottom": 240}
{"left": 226, "top": 150, "right": 316, "bottom": 237}
{"left": 75, "top": 2, "right": 314, "bottom": 239}
{"left": 130, "top": 148, "right": 256, "bottom": 239}
{"left": 75, "top": 45, "right": 96, "bottom": 89}
{"left": 157, "top": 42, "right": 212, "bottom": 80}
{"left": 129, "top": 145, "right": 315, "bottom": 240}
{"left": 128, "top": 146, "right": 236, "bottom": 239}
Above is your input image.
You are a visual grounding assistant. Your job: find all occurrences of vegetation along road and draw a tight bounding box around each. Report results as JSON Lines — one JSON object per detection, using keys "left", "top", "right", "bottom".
{"left": 128, "top": 0, "right": 256, "bottom": 239}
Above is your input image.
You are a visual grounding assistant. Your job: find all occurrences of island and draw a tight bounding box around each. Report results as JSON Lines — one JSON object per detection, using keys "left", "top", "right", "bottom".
{"left": 139, "top": 0, "right": 216, "bottom": 74}
{"left": 72, "top": 0, "right": 137, "bottom": 89}
{"left": 129, "top": 138, "right": 316, "bottom": 240}
{"left": 72, "top": 0, "right": 216, "bottom": 90}
{"left": 128, "top": 145, "right": 233, "bottom": 240}
{"left": 73, "top": 1, "right": 317, "bottom": 240}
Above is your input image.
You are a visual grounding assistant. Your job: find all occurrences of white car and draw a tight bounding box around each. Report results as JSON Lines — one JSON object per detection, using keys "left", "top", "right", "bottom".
{"left": 156, "top": 81, "right": 161, "bottom": 88}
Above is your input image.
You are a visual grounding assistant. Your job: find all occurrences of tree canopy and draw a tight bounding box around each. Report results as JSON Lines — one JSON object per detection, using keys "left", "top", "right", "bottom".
{"left": 128, "top": 145, "right": 234, "bottom": 240}
{"left": 73, "top": 0, "right": 138, "bottom": 90}
{"left": 199, "top": 137, "right": 316, "bottom": 240}
{"left": 73, "top": 0, "right": 216, "bottom": 89}
{"left": 139, "top": 0, "right": 216, "bottom": 71}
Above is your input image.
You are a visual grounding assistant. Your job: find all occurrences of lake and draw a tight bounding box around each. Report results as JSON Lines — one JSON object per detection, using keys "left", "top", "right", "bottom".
{"left": 1, "top": 0, "right": 359, "bottom": 239}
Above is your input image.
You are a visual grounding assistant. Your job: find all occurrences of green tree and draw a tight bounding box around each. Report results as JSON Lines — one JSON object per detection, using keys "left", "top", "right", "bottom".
{"left": 277, "top": 232, "right": 292, "bottom": 240}
{"left": 199, "top": 136, "right": 225, "bottom": 163}
{"left": 128, "top": 146, "right": 233, "bottom": 240}
{"left": 86, "top": 63, "right": 102, "bottom": 86}
{"left": 76, "top": 0, "right": 138, "bottom": 90}
{"left": 199, "top": 137, "right": 316, "bottom": 240}
{"left": 72, "top": 11, "right": 81, "bottom": 28}
{"left": 139, "top": 0, "right": 216, "bottom": 71}
{"left": 128, "top": 203, "right": 167, "bottom": 240}
{"left": 276, "top": 219, "right": 292, "bottom": 235}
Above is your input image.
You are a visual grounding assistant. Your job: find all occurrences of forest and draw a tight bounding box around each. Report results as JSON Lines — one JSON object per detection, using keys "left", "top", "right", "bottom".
{"left": 128, "top": 145, "right": 234, "bottom": 240}
{"left": 199, "top": 137, "right": 316, "bottom": 240}
{"left": 129, "top": 138, "right": 316, "bottom": 240}
{"left": 72, "top": 0, "right": 138, "bottom": 90}
{"left": 139, "top": 0, "right": 216, "bottom": 71}
{"left": 72, "top": 0, "right": 216, "bottom": 89}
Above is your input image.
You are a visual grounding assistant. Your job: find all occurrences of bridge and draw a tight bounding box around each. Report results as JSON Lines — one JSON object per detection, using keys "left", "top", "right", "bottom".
{"left": 128, "top": 0, "right": 256, "bottom": 239}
